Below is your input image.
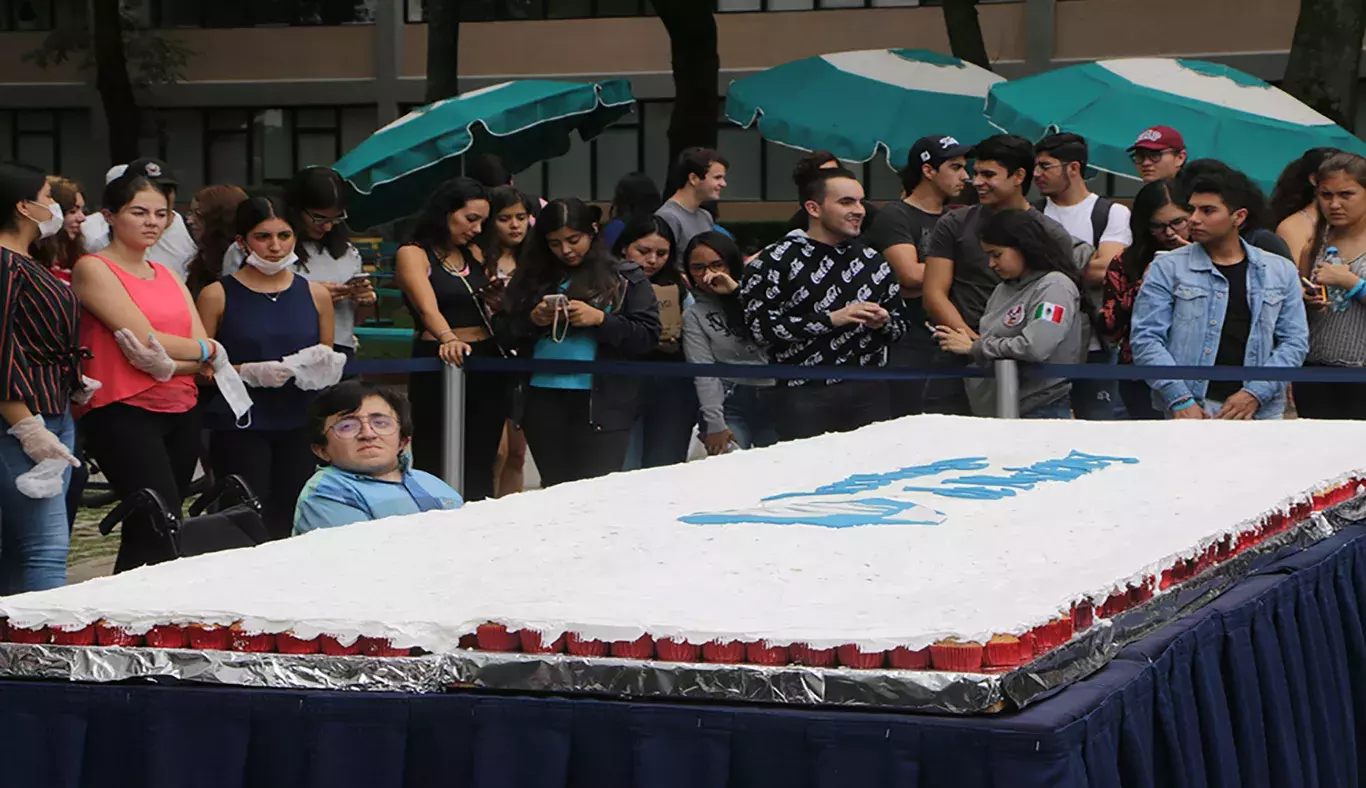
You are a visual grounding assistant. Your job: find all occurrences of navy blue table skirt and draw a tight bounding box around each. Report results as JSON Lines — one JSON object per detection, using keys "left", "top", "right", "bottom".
{"left": 1, "top": 525, "right": 1363, "bottom": 788}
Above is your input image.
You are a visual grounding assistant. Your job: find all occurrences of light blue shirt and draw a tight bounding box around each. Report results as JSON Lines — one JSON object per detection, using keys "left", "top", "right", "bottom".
{"left": 530, "top": 281, "right": 604, "bottom": 391}
{"left": 1129, "top": 238, "right": 1309, "bottom": 418}
{"left": 292, "top": 464, "right": 463, "bottom": 535}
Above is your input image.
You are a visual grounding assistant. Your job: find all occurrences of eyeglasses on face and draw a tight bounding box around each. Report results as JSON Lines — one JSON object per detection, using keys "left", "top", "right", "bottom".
{"left": 327, "top": 414, "right": 398, "bottom": 439}
{"left": 1130, "top": 149, "right": 1175, "bottom": 165}
{"left": 305, "top": 209, "right": 348, "bottom": 226}
{"left": 688, "top": 260, "right": 729, "bottom": 276}
{"left": 1149, "top": 216, "right": 1190, "bottom": 234}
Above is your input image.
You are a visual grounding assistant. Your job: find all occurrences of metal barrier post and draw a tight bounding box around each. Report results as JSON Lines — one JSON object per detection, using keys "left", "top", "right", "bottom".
{"left": 441, "top": 363, "right": 466, "bottom": 496}
{"left": 994, "top": 359, "right": 1021, "bottom": 419}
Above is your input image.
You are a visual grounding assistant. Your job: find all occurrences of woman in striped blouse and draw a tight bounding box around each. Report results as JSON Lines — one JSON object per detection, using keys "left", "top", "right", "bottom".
{"left": 0, "top": 163, "right": 91, "bottom": 592}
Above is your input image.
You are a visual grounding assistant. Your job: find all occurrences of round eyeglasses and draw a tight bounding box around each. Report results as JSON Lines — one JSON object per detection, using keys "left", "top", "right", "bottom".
{"left": 327, "top": 414, "right": 398, "bottom": 440}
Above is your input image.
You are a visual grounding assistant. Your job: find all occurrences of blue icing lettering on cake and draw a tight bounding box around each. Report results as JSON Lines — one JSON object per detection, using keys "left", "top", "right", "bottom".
{"left": 678, "top": 450, "right": 1138, "bottom": 527}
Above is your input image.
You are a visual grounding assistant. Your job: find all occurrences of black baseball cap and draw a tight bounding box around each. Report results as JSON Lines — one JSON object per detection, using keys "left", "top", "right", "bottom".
{"left": 125, "top": 157, "right": 179, "bottom": 188}
{"left": 907, "top": 135, "right": 972, "bottom": 169}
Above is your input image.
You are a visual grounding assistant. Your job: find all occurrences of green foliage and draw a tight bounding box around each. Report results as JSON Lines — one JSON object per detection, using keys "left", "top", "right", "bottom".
{"left": 22, "top": 0, "right": 194, "bottom": 88}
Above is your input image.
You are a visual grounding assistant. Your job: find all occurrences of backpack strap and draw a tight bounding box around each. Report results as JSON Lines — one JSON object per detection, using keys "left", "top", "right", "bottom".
{"left": 1090, "top": 197, "right": 1115, "bottom": 249}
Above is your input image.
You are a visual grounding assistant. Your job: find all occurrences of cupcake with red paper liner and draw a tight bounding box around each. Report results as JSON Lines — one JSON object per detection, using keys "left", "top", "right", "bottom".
{"left": 1290, "top": 499, "right": 1312, "bottom": 522}
{"left": 1030, "top": 616, "right": 1074, "bottom": 655}
{"left": 746, "top": 640, "right": 790, "bottom": 666}
{"left": 836, "top": 644, "right": 886, "bottom": 669}
{"left": 187, "top": 623, "right": 230, "bottom": 650}
{"left": 359, "top": 636, "right": 411, "bottom": 657}
{"left": 701, "top": 639, "right": 746, "bottom": 664}
{"left": 983, "top": 635, "right": 1028, "bottom": 670}
{"left": 1128, "top": 577, "right": 1155, "bottom": 606}
{"left": 8, "top": 624, "right": 50, "bottom": 644}
{"left": 457, "top": 633, "right": 478, "bottom": 649}
{"left": 320, "top": 635, "right": 363, "bottom": 656}
{"left": 888, "top": 645, "right": 930, "bottom": 670}
{"left": 145, "top": 625, "right": 189, "bottom": 649}
{"left": 565, "top": 633, "right": 608, "bottom": 657}
{"left": 655, "top": 637, "right": 700, "bottom": 662}
{"left": 276, "top": 631, "right": 320, "bottom": 655}
{"left": 1101, "top": 590, "right": 1128, "bottom": 618}
{"left": 789, "top": 642, "right": 837, "bottom": 667}
{"left": 1019, "top": 632, "right": 1038, "bottom": 659}
{"left": 96, "top": 622, "right": 143, "bottom": 647}
{"left": 52, "top": 624, "right": 95, "bottom": 646}
{"left": 476, "top": 623, "right": 520, "bottom": 653}
{"left": 7, "top": 624, "right": 50, "bottom": 644}
{"left": 929, "top": 639, "right": 983, "bottom": 672}
{"left": 520, "top": 630, "right": 567, "bottom": 654}
{"left": 229, "top": 623, "right": 274, "bottom": 653}
{"left": 610, "top": 635, "right": 655, "bottom": 660}
{"left": 1072, "top": 601, "right": 1095, "bottom": 631}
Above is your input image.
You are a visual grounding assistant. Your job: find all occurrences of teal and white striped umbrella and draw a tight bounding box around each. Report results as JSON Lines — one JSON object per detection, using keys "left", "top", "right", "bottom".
{"left": 335, "top": 79, "right": 635, "bottom": 228}
{"left": 726, "top": 49, "right": 1003, "bottom": 170}
{"left": 985, "top": 58, "right": 1366, "bottom": 194}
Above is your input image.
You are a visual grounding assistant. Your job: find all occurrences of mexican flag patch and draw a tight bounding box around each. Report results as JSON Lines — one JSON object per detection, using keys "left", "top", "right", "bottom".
{"left": 1033, "top": 302, "right": 1066, "bottom": 323}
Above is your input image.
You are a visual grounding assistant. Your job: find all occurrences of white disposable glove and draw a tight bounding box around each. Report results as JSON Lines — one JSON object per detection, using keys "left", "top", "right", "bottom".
{"left": 7, "top": 415, "right": 79, "bottom": 467}
{"left": 282, "top": 344, "right": 347, "bottom": 391}
{"left": 113, "top": 329, "right": 176, "bottom": 382}
{"left": 70, "top": 375, "right": 102, "bottom": 406}
{"left": 239, "top": 360, "right": 295, "bottom": 388}
{"left": 15, "top": 458, "right": 68, "bottom": 499}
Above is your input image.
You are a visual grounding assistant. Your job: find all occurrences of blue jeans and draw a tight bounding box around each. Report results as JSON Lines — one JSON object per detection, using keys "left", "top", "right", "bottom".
{"left": 0, "top": 411, "right": 73, "bottom": 593}
{"left": 724, "top": 384, "right": 778, "bottom": 450}
{"left": 1023, "top": 399, "right": 1074, "bottom": 420}
{"left": 623, "top": 375, "right": 699, "bottom": 471}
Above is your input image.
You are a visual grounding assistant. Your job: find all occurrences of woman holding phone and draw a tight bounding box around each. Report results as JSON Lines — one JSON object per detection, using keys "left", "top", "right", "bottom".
{"left": 501, "top": 198, "right": 661, "bottom": 487}
{"left": 477, "top": 185, "right": 534, "bottom": 496}
{"left": 284, "top": 167, "right": 374, "bottom": 359}
{"left": 395, "top": 177, "right": 507, "bottom": 500}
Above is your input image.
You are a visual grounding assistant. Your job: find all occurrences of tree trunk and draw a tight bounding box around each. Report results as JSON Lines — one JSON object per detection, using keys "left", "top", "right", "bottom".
{"left": 941, "top": 0, "right": 992, "bottom": 72}
{"left": 655, "top": 0, "right": 720, "bottom": 169}
{"left": 425, "top": 0, "right": 461, "bottom": 103}
{"left": 90, "top": 0, "right": 140, "bottom": 162}
{"left": 1282, "top": 0, "right": 1365, "bottom": 131}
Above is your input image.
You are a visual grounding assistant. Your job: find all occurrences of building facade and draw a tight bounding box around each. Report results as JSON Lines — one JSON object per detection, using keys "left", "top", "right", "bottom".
{"left": 0, "top": 0, "right": 1354, "bottom": 217}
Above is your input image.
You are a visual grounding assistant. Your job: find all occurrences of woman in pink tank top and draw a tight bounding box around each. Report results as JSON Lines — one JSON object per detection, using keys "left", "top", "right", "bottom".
{"left": 72, "top": 172, "right": 214, "bottom": 573}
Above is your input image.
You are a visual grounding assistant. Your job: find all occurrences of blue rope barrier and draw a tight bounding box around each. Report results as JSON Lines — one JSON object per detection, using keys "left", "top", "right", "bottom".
{"left": 343, "top": 356, "right": 1366, "bottom": 384}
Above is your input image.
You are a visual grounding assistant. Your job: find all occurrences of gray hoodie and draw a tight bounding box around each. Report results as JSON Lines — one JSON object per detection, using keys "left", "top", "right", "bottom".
{"left": 682, "top": 291, "right": 773, "bottom": 435}
{"left": 965, "top": 269, "right": 1087, "bottom": 416}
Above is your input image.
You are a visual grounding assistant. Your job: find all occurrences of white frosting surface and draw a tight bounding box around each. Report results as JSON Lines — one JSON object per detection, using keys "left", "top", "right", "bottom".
{"left": 3, "top": 416, "right": 1362, "bottom": 653}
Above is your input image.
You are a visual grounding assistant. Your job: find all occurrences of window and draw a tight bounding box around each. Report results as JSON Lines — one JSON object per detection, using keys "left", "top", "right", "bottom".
{"left": 405, "top": 0, "right": 653, "bottom": 22}
{"left": 0, "top": 0, "right": 55, "bottom": 30}
{"left": 0, "top": 111, "right": 59, "bottom": 173}
{"left": 200, "top": 106, "right": 375, "bottom": 187}
{"left": 150, "top": 0, "right": 377, "bottom": 27}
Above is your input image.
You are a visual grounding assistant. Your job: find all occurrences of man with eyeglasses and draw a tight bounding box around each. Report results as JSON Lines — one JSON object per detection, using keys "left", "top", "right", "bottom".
{"left": 293, "top": 380, "right": 461, "bottom": 535}
{"left": 1129, "top": 126, "right": 1188, "bottom": 183}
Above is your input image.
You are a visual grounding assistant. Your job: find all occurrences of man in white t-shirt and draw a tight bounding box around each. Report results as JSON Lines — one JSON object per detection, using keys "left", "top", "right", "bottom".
{"left": 1033, "top": 132, "right": 1132, "bottom": 420}
{"left": 82, "top": 158, "right": 198, "bottom": 280}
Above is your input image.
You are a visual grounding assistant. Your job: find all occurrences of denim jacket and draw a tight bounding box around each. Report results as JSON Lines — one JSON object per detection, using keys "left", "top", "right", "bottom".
{"left": 1129, "top": 239, "right": 1309, "bottom": 418}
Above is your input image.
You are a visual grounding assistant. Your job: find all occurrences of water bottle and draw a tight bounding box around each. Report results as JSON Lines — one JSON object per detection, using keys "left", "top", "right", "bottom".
{"left": 1321, "top": 246, "right": 1352, "bottom": 312}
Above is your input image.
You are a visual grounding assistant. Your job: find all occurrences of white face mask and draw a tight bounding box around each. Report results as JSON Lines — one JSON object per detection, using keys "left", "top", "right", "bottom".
{"left": 210, "top": 349, "right": 255, "bottom": 429}
{"left": 27, "top": 201, "right": 63, "bottom": 240}
{"left": 244, "top": 248, "right": 298, "bottom": 276}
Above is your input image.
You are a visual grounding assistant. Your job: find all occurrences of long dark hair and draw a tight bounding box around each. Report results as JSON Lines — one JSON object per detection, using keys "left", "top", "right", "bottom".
{"left": 186, "top": 184, "right": 248, "bottom": 294}
{"left": 476, "top": 185, "right": 535, "bottom": 275}
{"left": 285, "top": 166, "right": 351, "bottom": 264}
{"left": 31, "top": 175, "right": 83, "bottom": 269}
{"left": 979, "top": 209, "right": 1104, "bottom": 345}
{"left": 1269, "top": 147, "right": 1340, "bottom": 229}
{"left": 234, "top": 194, "right": 290, "bottom": 238}
{"left": 506, "top": 198, "right": 619, "bottom": 313}
{"left": 1305, "top": 152, "right": 1366, "bottom": 271}
{"left": 408, "top": 176, "right": 488, "bottom": 258}
{"left": 1120, "top": 179, "right": 1182, "bottom": 283}
{"left": 612, "top": 215, "right": 685, "bottom": 289}
{"left": 608, "top": 172, "right": 661, "bottom": 223}
{"left": 683, "top": 231, "right": 746, "bottom": 333}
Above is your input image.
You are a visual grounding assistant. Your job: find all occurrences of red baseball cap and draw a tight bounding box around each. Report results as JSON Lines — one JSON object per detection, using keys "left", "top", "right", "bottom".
{"left": 1127, "top": 126, "right": 1186, "bottom": 152}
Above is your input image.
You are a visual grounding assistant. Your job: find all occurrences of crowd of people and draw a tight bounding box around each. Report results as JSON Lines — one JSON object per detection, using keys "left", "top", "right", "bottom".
{"left": 1, "top": 121, "right": 1364, "bottom": 593}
